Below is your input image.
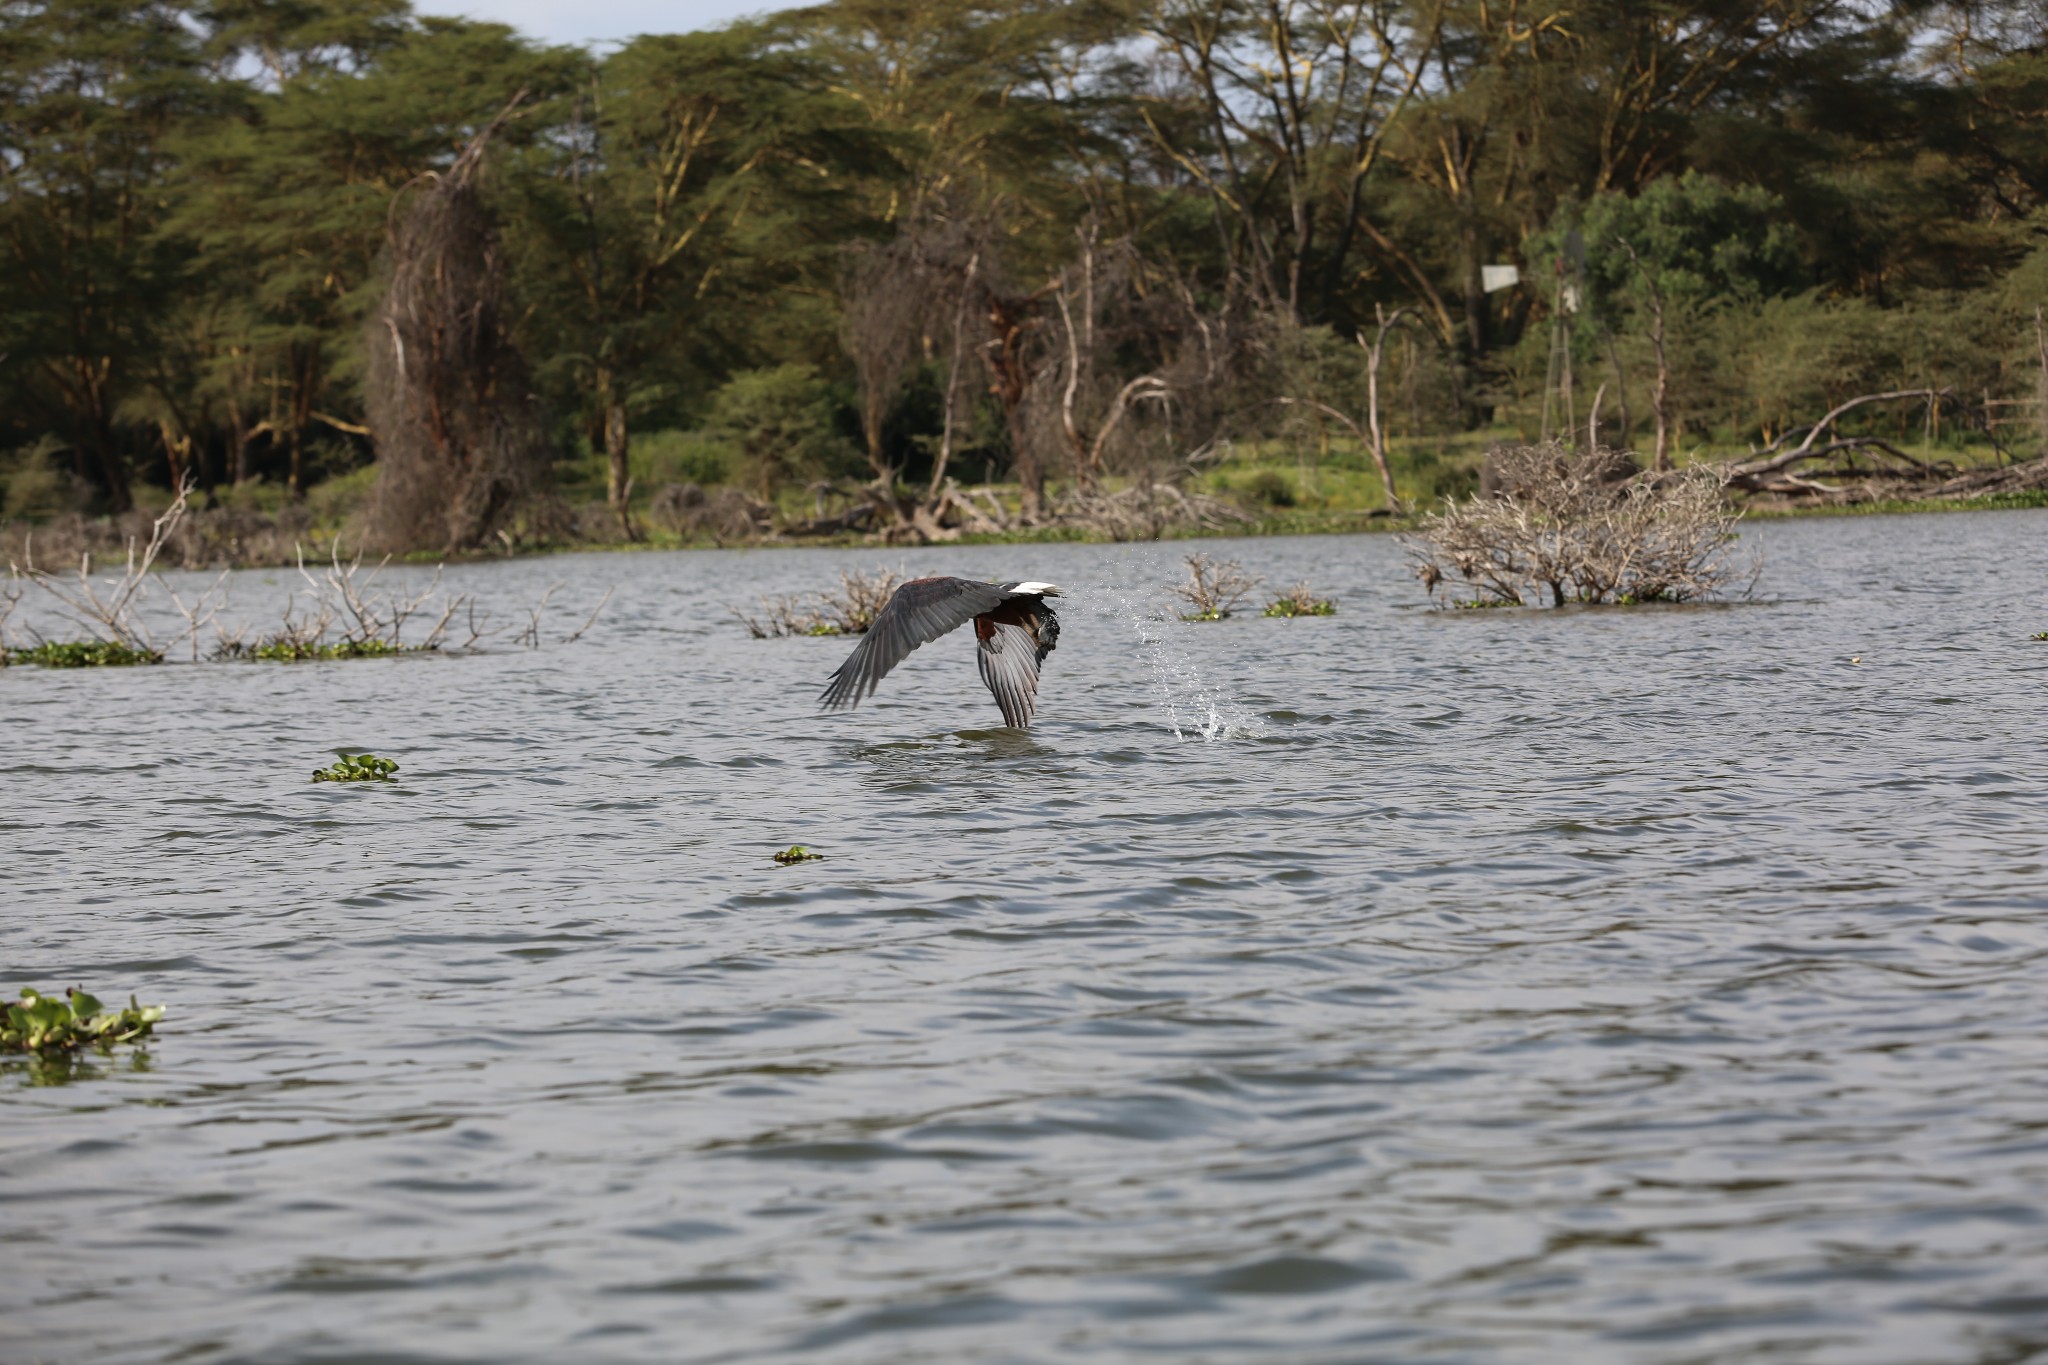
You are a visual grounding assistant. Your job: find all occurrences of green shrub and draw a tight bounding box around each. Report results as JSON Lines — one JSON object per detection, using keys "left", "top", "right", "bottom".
{"left": 304, "top": 465, "right": 379, "bottom": 524}
{"left": 225, "top": 638, "right": 416, "bottom": 662}
{"left": 1264, "top": 583, "right": 1336, "bottom": 616}
{"left": 705, "top": 365, "right": 859, "bottom": 496}
{"left": 207, "top": 478, "right": 292, "bottom": 514}
{"left": 634, "top": 429, "right": 734, "bottom": 487}
{"left": 2, "top": 437, "right": 78, "bottom": 520}
{"left": 1241, "top": 469, "right": 1297, "bottom": 507}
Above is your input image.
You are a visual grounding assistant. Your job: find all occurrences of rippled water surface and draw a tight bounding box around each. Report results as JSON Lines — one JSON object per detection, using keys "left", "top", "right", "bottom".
{"left": 6, "top": 511, "right": 2048, "bottom": 1364}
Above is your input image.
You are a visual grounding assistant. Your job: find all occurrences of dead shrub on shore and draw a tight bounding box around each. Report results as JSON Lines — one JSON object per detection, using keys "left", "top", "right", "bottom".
{"left": 1054, "top": 483, "right": 1254, "bottom": 542}
{"left": 733, "top": 566, "right": 903, "bottom": 638}
{"left": 1405, "top": 442, "right": 1748, "bottom": 607}
{"left": 649, "top": 484, "right": 770, "bottom": 543}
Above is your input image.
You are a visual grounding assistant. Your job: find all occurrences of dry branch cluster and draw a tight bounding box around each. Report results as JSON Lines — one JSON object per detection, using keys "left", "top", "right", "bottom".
{"left": 212, "top": 551, "right": 612, "bottom": 659}
{"left": 2, "top": 481, "right": 612, "bottom": 662}
{"left": 648, "top": 484, "right": 772, "bottom": 543}
{"left": 1406, "top": 443, "right": 1746, "bottom": 607}
{"left": 1052, "top": 484, "right": 1253, "bottom": 542}
{"left": 214, "top": 549, "right": 474, "bottom": 658}
{"left": 5, "top": 484, "right": 218, "bottom": 658}
{"left": 1172, "top": 553, "right": 1264, "bottom": 620}
{"left": 733, "top": 567, "right": 903, "bottom": 638}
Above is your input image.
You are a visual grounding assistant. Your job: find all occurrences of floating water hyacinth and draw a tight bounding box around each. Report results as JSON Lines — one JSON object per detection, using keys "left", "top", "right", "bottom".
{"left": 222, "top": 638, "right": 419, "bottom": 663}
{"left": 1262, "top": 582, "right": 1336, "bottom": 617}
{"left": 772, "top": 845, "right": 824, "bottom": 865}
{"left": 8, "top": 641, "right": 165, "bottom": 667}
{"left": 313, "top": 753, "right": 399, "bottom": 783}
{"left": 3, "top": 988, "right": 164, "bottom": 1055}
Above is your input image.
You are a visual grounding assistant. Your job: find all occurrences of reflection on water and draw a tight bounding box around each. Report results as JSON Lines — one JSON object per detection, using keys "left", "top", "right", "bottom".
{"left": 5, "top": 511, "right": 2048, "bottom": 1363}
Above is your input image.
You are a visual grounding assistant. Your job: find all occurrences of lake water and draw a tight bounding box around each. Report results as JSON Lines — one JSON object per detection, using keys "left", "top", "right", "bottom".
{"left": 5, "top": 510, "right": 2048, "bottom": 1364}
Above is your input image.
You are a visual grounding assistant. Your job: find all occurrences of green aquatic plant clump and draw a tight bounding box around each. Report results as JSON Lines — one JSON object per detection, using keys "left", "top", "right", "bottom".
{"left": 1263, "top": 583, "right": 1336, "bottom": 617}
{"left": 8, "top": 640, "right": 164, "bottom": 668}
{"left": 223, "top": 638, "right": 421, "bottom": 662}
{"left": 4, "top": 988, "right": 164, "bottom": 1054}
{"left": 313, "top": 753, "right": 399, "bottom": 783}
{"left": 773, "top": 845, "right": 823, "bottom": 864}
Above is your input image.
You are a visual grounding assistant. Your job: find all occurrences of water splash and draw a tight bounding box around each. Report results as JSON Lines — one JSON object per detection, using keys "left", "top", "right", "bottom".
{"left": 1070, "top": 552, "right": 1267, "bottom": 742}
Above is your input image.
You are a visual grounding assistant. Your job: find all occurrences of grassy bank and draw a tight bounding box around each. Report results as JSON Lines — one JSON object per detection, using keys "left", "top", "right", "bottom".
{"left": 4, "top": 430, "right": 2042, "bottom": 572}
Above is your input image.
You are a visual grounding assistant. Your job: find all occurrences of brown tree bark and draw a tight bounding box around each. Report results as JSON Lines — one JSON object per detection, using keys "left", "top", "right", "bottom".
{"left": 983, "top": 294, "right": 1044, "bottom": 522}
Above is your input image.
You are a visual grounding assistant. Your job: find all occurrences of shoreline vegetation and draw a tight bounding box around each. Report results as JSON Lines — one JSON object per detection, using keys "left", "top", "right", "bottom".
{"left": 7, "top": 435, "right": 2045, "bottom": 576}
{"left": 3, "top": 1, "right": 2045, "bottom": 578}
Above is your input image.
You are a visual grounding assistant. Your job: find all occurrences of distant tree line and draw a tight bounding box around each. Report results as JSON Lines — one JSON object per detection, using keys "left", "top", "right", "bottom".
{"left": 2, "top": 0, "right": 2044, "bottom": 544}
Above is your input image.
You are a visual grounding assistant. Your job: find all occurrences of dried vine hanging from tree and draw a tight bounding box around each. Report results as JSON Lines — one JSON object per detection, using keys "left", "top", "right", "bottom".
{"left": 366, "top": 94, "right": 552, "bottom": 554}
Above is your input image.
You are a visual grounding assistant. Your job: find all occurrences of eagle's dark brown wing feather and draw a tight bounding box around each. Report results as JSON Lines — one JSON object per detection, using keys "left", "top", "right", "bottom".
{"left": 975, "top": 621, "right": 1044, "bottom": 728}
{"left": 820, "top": 576, "right": 1009, "bottom": 712}
{"left": 973, "top": 597, "right": 1059, "bottom": 728}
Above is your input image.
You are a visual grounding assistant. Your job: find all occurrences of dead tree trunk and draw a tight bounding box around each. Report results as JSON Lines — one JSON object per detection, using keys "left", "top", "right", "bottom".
{"left": 984, "top": 293, "right": 1045, "bottom": 523}
{"left": 927, "top": 251, "right": 979, "bottom": 501}
{"left": 1724, "top": 389, "right": 1954, "bottom": 493}
{"left": 2035, "top": 304, "right": 2047, "bottom": 459}
{"left": 1359, "top": 303, "right": 1421, "bottom": 511}
{"left": 1616, "top": 238, "right": 1671, "bottom": 472}
{"left": 366, "top": 93, "right": 553, "bottom": 554}
{"left": 596, "top": 365, "right": 637, "bottom": 540}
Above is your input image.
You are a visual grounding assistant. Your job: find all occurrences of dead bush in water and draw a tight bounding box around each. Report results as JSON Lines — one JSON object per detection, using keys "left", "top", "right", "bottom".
{"left": 7, "top": 481, "right": 231, "bottom": 659}
{"left": 1172, "top": 552, "right": 1262, "bottom": 621}
{"left": 209, "top": 548, "right": 615, "bottom": 660}
{"left": 1263, "top": 581, "right": 1336, "bottom": 617}
{"left": 1405, "top": 442, "right": 1747, "bottom": 607}
{"left": 733, "top": 566, "right": 903, "bottom": 638}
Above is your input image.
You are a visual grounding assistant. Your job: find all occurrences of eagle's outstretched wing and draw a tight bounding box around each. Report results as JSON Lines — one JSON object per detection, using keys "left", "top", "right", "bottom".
{"left": 820, "top": 576, "right": 1009, "bottom": 712}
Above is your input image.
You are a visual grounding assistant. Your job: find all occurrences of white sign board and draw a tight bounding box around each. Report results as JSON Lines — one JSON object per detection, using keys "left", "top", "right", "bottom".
{"left": 1481, "top": 265, "right": 1520, "bottom": 293}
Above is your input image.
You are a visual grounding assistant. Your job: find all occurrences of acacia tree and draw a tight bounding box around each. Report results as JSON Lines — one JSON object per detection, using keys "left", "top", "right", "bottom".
{"left": 169, "top": 10, "right": 568, "bottom": 494}
{"left": 794, "top": 0, "right": 1122, "bottom": 523}
{"left": 509, "top": 25, "right": 882, "bottom": 532}
{"left": 1140, "top": 0, "right": 1444, "bottom": 327}
{"left": 0, "top": 0, "right": 215, "bottom": 510}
